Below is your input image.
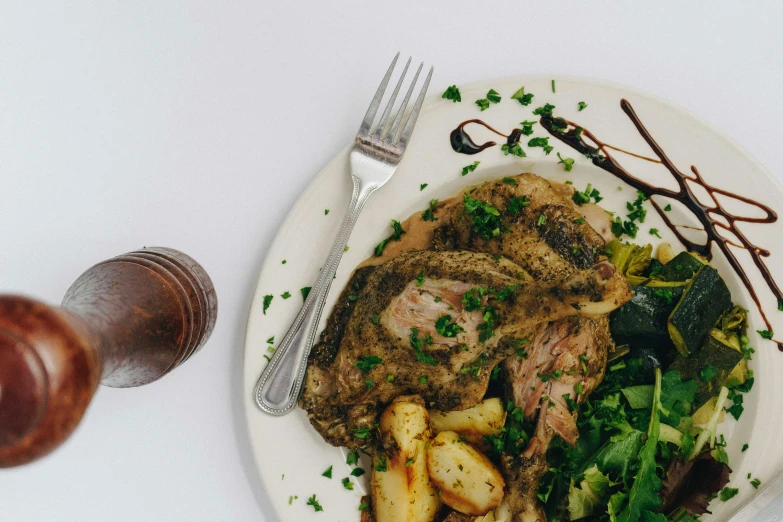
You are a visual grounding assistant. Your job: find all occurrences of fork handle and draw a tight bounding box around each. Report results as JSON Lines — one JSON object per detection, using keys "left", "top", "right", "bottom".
{"left": 254, "top": 176, "right": 376, "bottom": 415}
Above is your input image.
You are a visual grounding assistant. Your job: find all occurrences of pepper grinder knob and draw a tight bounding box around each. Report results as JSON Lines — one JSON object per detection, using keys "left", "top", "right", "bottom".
{"left": 0, "top": 247, "right": 217, "bottom": 467}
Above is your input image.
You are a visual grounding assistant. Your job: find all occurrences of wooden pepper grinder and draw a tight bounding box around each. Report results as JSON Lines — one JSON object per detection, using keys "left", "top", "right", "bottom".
{"left": 0, "top": 247, "right": 217, "bottom": 467}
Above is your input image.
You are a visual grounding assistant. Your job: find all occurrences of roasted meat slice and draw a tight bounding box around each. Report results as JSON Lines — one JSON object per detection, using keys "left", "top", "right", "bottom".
{"left": 299, "top": 250, "right": 630, "bottom": 449}
{"left": 436, "top": 173, "right": 607, "bottom": 283}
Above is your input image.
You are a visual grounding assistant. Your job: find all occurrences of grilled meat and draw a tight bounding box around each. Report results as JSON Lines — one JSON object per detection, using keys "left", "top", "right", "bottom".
{"left": 300, "top": 249, "right": 630, "bottom": 449}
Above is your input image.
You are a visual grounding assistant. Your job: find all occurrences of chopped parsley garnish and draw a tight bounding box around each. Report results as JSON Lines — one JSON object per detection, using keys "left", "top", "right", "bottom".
{"left": 421, "top": 199, "right": 439, "bottom": 222}
{"left": 374, "top": 455, "right": 388, "bottom": 472}
{"left": 612, "top": 190, "right": 648, "bottom": 239}
{"left": 462, "top": 160, "right": 480, "bottom": 176}
{"left": 475, "top": 90, "right": 501, "bottom": 111}
{"left": 374, "top": 219, "right": 406, "bottom": 257}
{"left": 577, "top": 101, "right": 588, "bottom": 111}
{"left": 266, "top": 336, "right": 274, "bottom": 344}
{"left": 416, "top": 269, "right": 425, "bottom": 286}
{"left": 347, "top": 294, "right": 358, "bottom": 301}
{"left": 462, "top": 286, "right": 486, "bottom": 311}
{"left": 353, "top": 425, "right": 372, "bottom": 439}
{"left": 351, "top": 467, "right": 365, "bottom": 477}
{"left": 557, "top": 152, "right": 575, "bottom": 172}
{"left": 750, "top": 478, "right": 761, "bottom": 489}
{"left": 322, "top": 465, "right": 333, "bottom": 478}
{"left": 306, "top": 494, "right": 323, "bottom": 512}
{"left": 778, "top": 297, "right": 783, "bottom": 311}
{"left": 571, "top": 183, "right": 603, "bottom": 205}
{"left": 463, "top": 194, "right": 503, "bottom": 239}
{"left": 420, "top": 183, "right": 428, "bottom": 191}
{"left": 341, "top": 477, "right": 353, "bottom": 490}
{"left": 365, "top": 379, "right": 373, "bottom": 389}
{"left": 511, "top": 87, "right": 534, "bottom": 106}
{"left": 301, "top": 287, "right": 312, "bottom": 301}
{"left": 551, "top": 80, "right": 556, "bottom": 93}
{"left": 502, "top": 176, "right": 518, "bottom": 186}
{"left": 281, "top": 259, "right": 287, "bottom": 264}
{"left": 410, "top": 328, "right": 437, "bottom": 365}
{"left": 757, "top": 329, "right": 773, "bottom": 340}
{"left": 405, "top": 457, "right": 415, "bottom": 467}
{"left": 508, "top": 196, "right": 531, "bottom": 216}
{"left": 536, "top": 214, "right": 547, "bottom": 226}
{"left": 653, "top": 288, "right": 674, "bottom": 303}
{"left": 699, "top": 365, "right": 718, "bottom": 382}
{"left": 664, "top": 203, "right": 672, "bottom": 211}
{"left": 442, "top": 85, "right": 461, "bottom": 102}
{"left": 574, "top": 217, "right": 586, "bottom": 224}
{"left": 501, "top": 142, "right": 526, "bottom": 157}
{"left": 354, "top": 355, "right": 383, "bottom": 373}
{"left": 532, "top": 103, "right": 555, "bottom": 116}
{"left": 371, "top": 313, "right": 380, "bottom": 325}
{"left": 574, "top": 382, "right": 584, "bottom": 395}
{"left": 742, "top": 443, "right": 749, "bottom": 452}
{"left": 527, "top": 137, "right": 553, "bottom": 155}
{"left": 419, "top": 375, "right": 428, "bottom": 385}
{"left": 280, "top": 291, "right": 291, "bottom": 299}
{"left": 719, "top": 487, "right": 739, "bottom": 502}
{"left": 649, "top": 228, "right": 662, "bottom": 238}
{"left": 477, "top": 306, "right": 498, "bottom": 342}
{"left": 435, "top": 315, "right": 464, "bottom": 337}
{"left": 358, "top": 502, "right": 370, "bottom": 512}
{"left": 520, "top": 120, "right": 536, "bottom": 135}
{"left": 346, "top": 451, "right": 359, "bottom": 466}
{"left": 262, "top": 294, "right": 273, "bottom": 314}
{"left": 386, "top": 374, "right": 394, "bottom": 382}
{"left": 325, "top": 209, "right": 330, "bottom": 215}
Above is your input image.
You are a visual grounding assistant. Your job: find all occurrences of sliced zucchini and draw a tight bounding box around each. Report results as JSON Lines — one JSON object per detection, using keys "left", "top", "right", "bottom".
{"left": 658, "top": 252, "right": 704, "bottom": 282}
{"left": 668, "top": 330, "right": 743, "bottom": 408}
{"left": 667, "top": 266, "right": 732, "bottom": 358}
{"left": 610, "top": 285, "right": 684, "bottom": 351}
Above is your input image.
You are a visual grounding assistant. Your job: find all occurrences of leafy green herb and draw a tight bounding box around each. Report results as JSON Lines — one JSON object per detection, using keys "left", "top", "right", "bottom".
{"left": 551, "top": 80, "right": 556, "bottom": 93}
{"left": 528, "top": 136, "right": 553, "bottom": 155}
{"left": 341, "top": 477, "right": 353, "bottom": 490}
{"left": 410, "top": 328, "right": 437, "bottom": 365}
{"left": 420, "top": 183, "right": 428, "bottom": 191}
{"left": 371, "top": 314, "right": 380, "bottom": 325}
{"left": 719, "top": 487, "right": 739, "bottom": 501}
{"left": 374, "top": 219, "right": 406, "bottom": 257}
{"left": 487, "top": 89, "right": 501, "bottom": 103}
{"left": 511, "top": 87, "right": 534, "bottom": 106}
{"left": 501, "top": 142, "right": 526, "bottom": 157}
{"left": 419, "top": 375, "right": 428, "bottom": 385}
{"left": 664, "top": 204, "right": 672, "bottom": 212}
{"left": 262, "top": 295, "right": 273, "bottom": 314}
{"left": 347, "top": 294, "right": 358, "bottom": 301}
{"left": 416, "top": 269, "right": 425, "bottom": 286}
{"left": 351, "top": 467, "right": 365, "bottom": 477}
{"left": 572, "top": 183, "right": 603, "bottom": 205}
{"left": 435, "top": 315, "right": 464, "bottom": 337}
{"left": 346, "top": 451, "right": 359, "bottom": 466}
{"left": 502, "top": 176, "right": 518, "bottom": 186}
{"left": 324, "top": 209, "right": 330, "bottom": 215}
{"left": 699, "top": 365, "right": 718, "bottom": 382}
{"left": 557, "top": 152, "right": 575, "bottom": 172}
{"left": 508, "top": 196, "right": 531, "bottom": 216}
{"left": 322, "top": 466, "right": 332, "bottom": 478}
{"left": 578, "top": 101, "right": 588, "bottom": 111}
{"left": 405, "top": 457, "right": 415, "bottom": 467}
{"left": 279, "top": 291, "right": 290, "bottom": 300}
{"left": 750, "top": 478, "right": 761, "bottom": 489}
{"left": 281, "top": 260, "right": 287, "bottom": 264}
{"left": 421, "top": 199, "right": 438, "bottom": 222}
{"left": 306, "top": 494, "right": 323, "bottom": 512}
{"left": 574, "top": 217, "right": 586, "bottom": 224}
{"left": 463, "top": 194, "right": 503, "bottom": 239}
{"left": 537, "top": 214, "right": 547, "bottom": 226}
{"left": 757, "top": 329, "right": 773, "bottom": 340}
{"left": 266, "top": 336, "right": 274, "bottom": 344}
{"left": 532, "top": 103, "right": 555, "bottom": 116}
{"left": 477, "top": 306, "right": 498, "bottom": 342}
{"left": 301, "top": 287, "right": 312, "bottom": 301}
{"left": 358, "top": 502, "right": 369, "bottom": 512}
{"left": 520, "top": 120, "right": 536, "bottom": 136}
{"left": 742, "top": 444, "right": 749, "bottom": 452}
{"left": 653, "top": 288, "right": 674, "bottom": 303}
{"left": 354, "top": 355, "right": 383, "bottom": 373}
{"left": 353, "top": 425, "right": 371, "bottom": 439}
{"left": 365, "top": 379, "right": 373, "bottom": 389}
{"left": 442, "top": 85, "right": 461, "bottom": 102}
{"left": 462, "top": 160, "right": 480, "bottom": 176}
{"left": 461, "top": 286, "right": 486, "bottom": 311}
{"left": 650, "top": 228, "right": 661, "bottom": 238}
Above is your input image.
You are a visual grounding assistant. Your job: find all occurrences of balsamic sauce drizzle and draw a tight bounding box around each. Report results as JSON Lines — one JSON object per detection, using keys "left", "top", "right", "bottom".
{"left": 449, "top": 101, "right": 782, "bottom": 350}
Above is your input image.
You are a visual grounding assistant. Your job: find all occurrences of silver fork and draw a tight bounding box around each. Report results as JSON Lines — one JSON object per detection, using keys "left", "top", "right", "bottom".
{"left": 255, "top": 54, "right": 434, "bottom": 416}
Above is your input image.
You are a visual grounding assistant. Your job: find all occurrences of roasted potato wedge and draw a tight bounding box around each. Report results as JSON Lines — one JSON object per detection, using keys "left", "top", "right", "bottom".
{"left": 372, "top": 396, "right": 441, "bottom": 522}
{"left": 430, "top": 398, "right": 506, "bottom": 445}
{"left": 427, "top": 431, "right": 505, "bottom": 515}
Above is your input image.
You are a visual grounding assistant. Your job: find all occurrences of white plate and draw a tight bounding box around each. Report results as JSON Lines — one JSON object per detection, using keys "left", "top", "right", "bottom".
{"left": 243, "top": 75, "right": 783, "bottom": 521}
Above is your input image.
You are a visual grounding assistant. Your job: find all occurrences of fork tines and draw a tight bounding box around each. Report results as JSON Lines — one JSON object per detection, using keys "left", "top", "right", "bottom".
{"left": 358, "top": 52, "right": 433, "bottom": 148}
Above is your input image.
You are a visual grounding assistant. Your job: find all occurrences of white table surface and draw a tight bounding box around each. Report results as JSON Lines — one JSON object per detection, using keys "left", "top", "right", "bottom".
{"left": 1, "top": 2, "right": 781, "bottom": 521}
